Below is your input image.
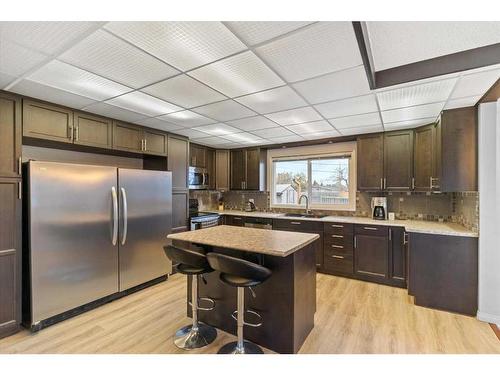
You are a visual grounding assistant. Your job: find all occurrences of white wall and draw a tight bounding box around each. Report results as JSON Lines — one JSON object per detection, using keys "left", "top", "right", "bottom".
{"left": 478, "top": 101, "right": 500, "bottom": 325}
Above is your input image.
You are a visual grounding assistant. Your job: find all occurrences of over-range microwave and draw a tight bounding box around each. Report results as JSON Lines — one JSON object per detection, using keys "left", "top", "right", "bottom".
{"left": 188, "top": 166, "right": 209, "bottom": 190}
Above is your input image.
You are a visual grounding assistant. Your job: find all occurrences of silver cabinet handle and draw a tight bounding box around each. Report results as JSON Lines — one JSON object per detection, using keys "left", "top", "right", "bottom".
{"left": 411, "top": 177, "right": 415, "bottom": 190}
{"left": 18, "top": 181, "right": 22, "bottom": 200}
{"left": 363, "top": 226, "right": 378, "bottom": 230}
{"left": 331, "top": 255, "right": 345, "bottom": 259}
{"left": 389, "top": 228, "right": 392, "bottom": 241}
{"left": 429, "top": 176, "right": 432, "bottom": 189}
{"left": 331, "top": 224, "right": 343, "bottom": 228}
{"left": 18, "top": 157, "right": 22, "bottom": 175}
{"left": 331, "top": 234, "right": 343, "bottom": 238}
{"left": 290, "top": 221, "right": 302, "bottom": 225}
{"left": 74, "top": 125, "right": 79, "bottom": 141}
{"left": 111, "top": 187, "right": 118, "bottom": 246}
{"left": 331, "top": 245, "right": 344, "bottom": 248}
{"left": 120, "top": 187, "right": 128, "bottom": 246}
{"left": 380, "top": 178, "right": 383, "bottom": 190}
{"left": 144, "top": 138, "right": 147, "bottom": 151}
{"left": 354, "top": 236, "right": 357, "bottom": 248}
{"left": 383, "top": 178, "right": 386, "bottom": 190}
{"left": 403, "top": 232, "right": 409, "bottom": 245}
{"left": 233, "top": 217, "right": 242, "bottom": 220}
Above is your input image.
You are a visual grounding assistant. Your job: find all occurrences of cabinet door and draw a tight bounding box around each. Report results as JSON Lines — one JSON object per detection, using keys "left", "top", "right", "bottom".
{"left": 0, "top": 93, "right": 21, "bottom": 178}
{"left": 414, "top": 124, "right": 436, "bottom": 191}
{"left": 384, "top": 130, "right": 413, "bottom": 190}
{"left": 168, "top": 136, "right": 189, "bottom": 189}
{"left": 206, "top": 149, "right": 216, "bottom": 190}
{"left": 215, "top": 150, "right": 230, "bottom": 191}
{"left": 354, "top": 234, "right": 388, "bottom": 280}
{"left": 0, "top": 178, "right": 22, "bottom": 339}
{"left": 172, "top": 191, "right": 189, "bottom": 233}
{"left": 112, "top": 122, "right": 143, "bottom": 153}
{"left": 144, "top": 130, "right": 167, "bottom": 156}
{"left": 189, "top": 144, "right": 206, "bottom": 167}
{"left": 73, "top": 112, "right": 112, "bottom": 149}
{"left": 230, "top": 150, "right": 246, "bottom": 190}
{"left": 389, "top": 227, "right": 406, "bottom": 287}
{"left": 226, "top": 215, "right": 244, "bottom": 226}
{"left": 357, "top": 134, "right": 384, "bottom": 191}
{"left": 23, "top": 99, "right": 73, "bottom": 143}
{"left": 246, "top": 148, "right": 260, "bottom": 190}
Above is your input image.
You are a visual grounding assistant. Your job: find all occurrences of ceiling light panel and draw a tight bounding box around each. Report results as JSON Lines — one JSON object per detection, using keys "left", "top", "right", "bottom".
{"left": 0, "top": 40, "right": 47, "bottom": 77}
{"left": 106, "top": 91, "right": 181, "bottom": 116}
{"left": 292, "top": 66, "right": 370, "bottom": 104}
{"left": 141, "top": 74, "right": 226, "bottom": 108}
{"left": 222, "top": 132, "right": 264, "bottom": 144}
{"left": 235, "top": 85, "right": 307, "bottom": 114}
{"left": 367, "top": 22, "right": 500, "bottom": 71}
{"left": 286, "top": 120, "right": 334, "bottom": 134}
{"left": 444, "top": 95, "right": 482, "bottom": 110}
{"left": 172, "top": 128, "right": 210, "bottom": 139}
{"left": 226, "top": 21, "right": 314, "bottom": 46}
{"left": 381, "top": 102, "right": 444, "bottom": 123}
{"left": 227, "top": 116, "right": 278, "bottom": 131}
{"left": 193, "top": 100, "right": 256, "bottom": 122}
{"left": 82, "top": 102, "right": 146, "bottom": 123}
{"left": 384, "top": 117, "right": 437, "bottom": 130}
{"left": 189, "top": 51, "right": 284, "bottom": 97}
{"left": 377, "top": 78, "right": 456, "bottom": 111}
{"left": 329, "top": 112, "right": 381, "bottom": 129}
{"left": 314, "top": 94, "right": 378, "bottom": 119}
{"left": 194, "top": 123, "right": 241, "bottom": 136}
{"left": 104, "top": 21, "right": 246, "bottom": 71}
{"left": 251, "top": 126, "right": 294, "bottom": 139}
{"left": 256, "top": 22, "right": 362, "bottom": 82}
{"left": 451, "top": 68, "right": 500, "bottom": 99}
{"left": 302, "top": 129, "right": 341, "bottom": 140}
{"left": 28, "top": 60, "right": 131, "bottom": 101}
{"left": 340, "top": 125, "right": 384, "bottom": 136}
{"left": 59, "top": 30, "right": 179, "bottom": 89}
{"left": 134, "top": 117, "right": 184, "bottom": 132}
{"left": 158, "top": 110, "right": 215, "bottom": 127}
{"left": 265, "top": 106, "right": 322, "bottom": 126}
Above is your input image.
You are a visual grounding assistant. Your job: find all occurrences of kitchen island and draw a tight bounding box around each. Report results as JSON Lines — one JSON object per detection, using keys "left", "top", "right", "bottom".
{"left": 167, "top": 225, "right": 320, "bottom": 354}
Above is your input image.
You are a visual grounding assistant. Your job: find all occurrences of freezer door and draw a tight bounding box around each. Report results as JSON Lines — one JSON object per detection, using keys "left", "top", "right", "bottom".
{"left": 118, "top": 169, "right": 172, "bottom": 291}
{"left": 28, "top": 161, "right": 119, "bottom": 323}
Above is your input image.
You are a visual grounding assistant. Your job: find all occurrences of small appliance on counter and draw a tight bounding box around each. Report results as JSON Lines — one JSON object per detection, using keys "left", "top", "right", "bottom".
{"left": 189, "top": 198, "right": 220, "bottom": 230}
{"left": 371, "top": 197, "right": 387, "bottom": 220}
{"left": 245, "top": 199, "right": 256, "bottom": 212}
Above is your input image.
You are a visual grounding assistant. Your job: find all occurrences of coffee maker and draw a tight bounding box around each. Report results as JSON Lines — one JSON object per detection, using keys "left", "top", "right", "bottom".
{"left": 371, "top": 197, "right": 387, "bottom": 220}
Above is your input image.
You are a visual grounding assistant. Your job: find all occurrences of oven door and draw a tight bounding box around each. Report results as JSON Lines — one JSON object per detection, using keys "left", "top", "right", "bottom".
{"left": 188, "top": 167, "right": 208, "bottom": 190}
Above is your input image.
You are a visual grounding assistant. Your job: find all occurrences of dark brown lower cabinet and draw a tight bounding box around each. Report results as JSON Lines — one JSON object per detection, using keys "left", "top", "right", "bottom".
{"left": 354, "top": 232, "right": 389, "bottom": 282}
{"left": 388, "top": 227, "right": 407, "bottom": 287}
{"left": 224, "top": 215, "right": 245, "bottom": 226}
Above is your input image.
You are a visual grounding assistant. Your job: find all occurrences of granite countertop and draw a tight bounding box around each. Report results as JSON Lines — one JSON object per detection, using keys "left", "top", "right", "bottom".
{"left": 167, "top": 225, "right": 320, "bottom": 257}
{"left": 204, "top": 210, "right": 478, "bottom": 238}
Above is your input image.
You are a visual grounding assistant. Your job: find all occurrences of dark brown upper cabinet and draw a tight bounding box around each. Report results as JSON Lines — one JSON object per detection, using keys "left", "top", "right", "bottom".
{"left": 230, "top": 149, "right": 246, "bottom": 190}
{"left": 215, "top": 149, "right": 230, "bottom": 191}
{"left": 206, "top": 148, "right": 216, "bottom": 190}
{"left": 112, "top": 121, "right": 143, "bottom": 153}
{"left": 0, "top": 93, "right": 21, "bottom": 178}
{"left": 143, "top": 129, "right": 168, "bottom": 156}
{"left": 357, "top": 133, "right": 384, "bottom": 191}
{"left": 384, "top": 130, "right": 414, "bottom": 190}
{"left": 230, "top": 148, "right": 266, "bottom": 191}
{"left": 23, "top": 99, "right": 74, "bottom": 143}
{"left": 189, "top": 144, "right": 206, "bottom": 168}
{"left": 414, "top": 122, "right": 440, "bottom": 191}
{"left": 168, "top": 135, "right": 189, "bottom": 190}
{"left": 73, "top": 112, "right": 112, "bottom": 149}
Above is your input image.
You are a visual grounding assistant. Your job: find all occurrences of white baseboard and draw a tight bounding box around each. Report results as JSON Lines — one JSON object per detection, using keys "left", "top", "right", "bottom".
{"left": 477, "top": 311, "right": 500, "bottom": 325}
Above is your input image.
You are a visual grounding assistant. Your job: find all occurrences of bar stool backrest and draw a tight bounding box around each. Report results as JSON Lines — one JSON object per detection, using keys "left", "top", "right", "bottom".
{"left": 206, "top": 253, "right": 271, "bottom": 284}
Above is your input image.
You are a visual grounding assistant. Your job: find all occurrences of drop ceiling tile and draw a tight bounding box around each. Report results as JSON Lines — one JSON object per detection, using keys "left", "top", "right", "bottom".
{"left": 221, "top": 132, "right": 264, "bottom": 144}
{"left": 268, "top": 135, "right": 304, "bottom": 144}
{"left": 107, "top": 91, "right": 181, "bottom": 116}
{"left": 329, "top": 112, "right": 381, "bottom": 129}
{"left": 265, "top": 106, "right": 322, "bottom": 126}
{"left": 286, "top": 120, "right": 334, "bottom": 134}
{"left": 384, "top": 117, "right": 437, "bottom": 130}
{"left": 377, "top": 78, "right": 456, "bottom": 111}
{"left": 82, "top": 102, "right": 146, "bottom": 123}
{"left": 141, "top": 74, "right": 226, "bottom": 108}
{"left": 194, "top": 123, "right": 241, "bottom": 136}
{"left": 189, "top": 51, "right": 284, "bottom": 97}
{"left": 226, "top": 21, "right": 314, "bottom": 46}
{"left": 251, "top": 126, "right": 294, "bottom": 139}
{"left": 172, "top": 128, "right": 210, "bottom": 139}
{"left": 158, "top": 110, "right": 216, "bottom": 127}
{"left": 444, "top": 95, "right": 482, "bottom": 110}
{"left": 292, "top": 66, "right": 370, "bottom": 104}
{"left": 340, "top": 125, "right": 384, "bottom": 136}
{"left": 301, "top": 129, "right": 341, "bottom": 140}
{"left": 314, "top": 94, "right": 379, "bottom": 119}
{"left": 0, "top": 72, "right": 16, "bottom": 88}
{"left": 381, "top": 102, "right": 444, "bottom": 123}
{"left": 28, "top": 60, "right": 131, "bottom": 101}
{"left": 256, "top": 22, "right": 362, "bottom": 82}
{"left": 9, "top": 79, "right": 96, "bottom": 109}
{"left": 195, "top": 136, "right": 235, "bottom": 147}
{"left": 192, "top": 100, "right": 256, "bottom": 122}
{"left": 226, "top": 116, "right": 277, "bottom": 131}
{"left": 134, "top": 117, "right": 184, "bottom": 132}
{"left": 59, "top": 30, "right": 179, "bottom": 89}
{"left": 104, "top": 22, "right": 246, "bottom": 71}
{"left": 235, "top": 85, "right": 306, "bottom": 114}
{"left": 451, "top": 69, "right": 500, "bottom": 99}
{"left": 0, "top": 39, "right": 48, "bottom": 77}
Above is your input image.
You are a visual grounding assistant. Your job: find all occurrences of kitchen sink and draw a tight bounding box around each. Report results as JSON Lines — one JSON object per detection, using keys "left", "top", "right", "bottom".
{"left": 283, "top": 213, "right": 327, "bottom": 219}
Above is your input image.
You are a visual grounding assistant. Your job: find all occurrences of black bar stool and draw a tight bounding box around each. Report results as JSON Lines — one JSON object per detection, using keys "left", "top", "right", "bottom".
{"left": 164, "top": 245, "right": 217, "bottom": 350}
{"left": 206, "top": 252, "right": 272, "bottom": 354}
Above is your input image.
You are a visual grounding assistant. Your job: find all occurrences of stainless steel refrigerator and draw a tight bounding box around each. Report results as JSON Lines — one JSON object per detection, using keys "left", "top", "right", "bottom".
{"left": 25, "top": 161, "right": 172, "bottom": 329}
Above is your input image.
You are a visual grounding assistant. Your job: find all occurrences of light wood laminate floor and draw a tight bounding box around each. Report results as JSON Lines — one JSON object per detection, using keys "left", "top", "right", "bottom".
{"left": 1, "top": 274, "right": 498, "bottom": 354}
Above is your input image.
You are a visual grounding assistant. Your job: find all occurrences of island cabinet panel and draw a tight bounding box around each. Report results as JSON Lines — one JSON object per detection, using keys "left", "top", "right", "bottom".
{"left": 357, "top": 133, "right": 384, "bottom": 191}
{"left": 414, "top": 123, "right": 439, "bottom": 191}
{"left": 0, "top": 93, "right": 21, "bottom": 178}
{"left": 215, "top": 149, "right": 230, "bottom": 191}
{"left": 144, "top": 130, "right": 167, "bottom": 156}
{"left": 23, "top": 99, "right": 73, "bottom": 143}
{"left": 384, "top": 130, "right": 413, "bottom": 190}
{"left": 167, "top": 136, "right": 189, "bottom": 190}
{"left": 112, "top": 121, "right": 143, "bottom": 153}
{"left": 354, "top": 225, "right": 389, "bottom": 282}
{"left": 73, "top": 112, "right": 112, "bottom": 149}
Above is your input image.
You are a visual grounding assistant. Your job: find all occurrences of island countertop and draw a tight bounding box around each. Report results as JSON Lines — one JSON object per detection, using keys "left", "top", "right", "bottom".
{"left": 167, "top": 225, "right": 320, "bottom": 257}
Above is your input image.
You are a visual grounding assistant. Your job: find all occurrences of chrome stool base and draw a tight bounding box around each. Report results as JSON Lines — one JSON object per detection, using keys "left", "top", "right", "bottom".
{"left": 218, "top": 340, "right": 263, "bottom": 354}
{"left": 174, "top": 323, "right": 217, "bottom": 350}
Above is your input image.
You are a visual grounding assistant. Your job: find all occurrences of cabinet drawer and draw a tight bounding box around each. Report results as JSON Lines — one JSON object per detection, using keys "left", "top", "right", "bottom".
{"left": 324, "top": 242, "right": 353, "bottom": 257}
{"left": 324, "top": 222, "right": 353, "bottom": 235}
{"left": 324, "top": 234, "right": 353, "bottom": 250}
{"left": 324, "top": 254, "right": 353, "bottom": 275}
{"left": 355, "top": 224, "right": 388, "bottom": 237}
{"left": 273, "top": 219, "right": 322, "bottom": 232}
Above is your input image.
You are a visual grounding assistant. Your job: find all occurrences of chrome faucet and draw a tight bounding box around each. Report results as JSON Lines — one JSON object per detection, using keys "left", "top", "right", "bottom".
{"left": 298, "top": 194, "right": 310, "bottom": 215}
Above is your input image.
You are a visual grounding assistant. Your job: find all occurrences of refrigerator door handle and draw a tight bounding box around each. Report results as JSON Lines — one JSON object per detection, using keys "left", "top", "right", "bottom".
{"left": 120, "top": 187, "right": 128, "bottom": 245}
{"left": 111, "top": 187, "right": 118, "bottom": 246}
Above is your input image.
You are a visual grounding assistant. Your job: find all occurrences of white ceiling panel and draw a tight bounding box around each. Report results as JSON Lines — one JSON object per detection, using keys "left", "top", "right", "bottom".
{"left": 340, "top": 125, "right": 384, "bottom": 136}
{"left": 384, "top": 117, "right": 437, "bottom": 130}
{"left": 292, "top": 66, "right": 370, "bottom": 104}
{"left": 265, "top": 106, "right": 322, "bottom": 126}
{"left": 104, "top": 22, "right": 246, "bottom": 71}
{"left": 256, "top": 22, "right": 362, "bottom": 82}
{"left": 192, "top": 100, "right": 256, "bottom": 122}
{"left": 194, "top": 123, "right": 241, "bottom": 136}
{"left": 329, "top": 112, "right": 381, "bottom": 129}
{"left": 235, "top": 85, "right": 306, "bottom": 114}
{"left": 314, "top": 94, "right": 378, "bottom": 119}
{"left": 286, "top": 120, "right": 334, "bottom": 134}
{"left": 106, "top": 91, "right": 181, "bottom": 116}
{"left": 251, "top": 126, "right": 294, "bottom": 139}
{"left": 227, "top": 116, "right": 278, "bottom": 131}
{"left": 195, "top": 136, "right": 236, "bottom": 147}
{"left": 28, "top": 60, "right": 131, "bottom": 101}
{"left": 221, "top": 132, "right": 264, "bottom": 144}
{"left": 444, "top": 95, "right": 482, "bottom": 110}
{"left": 9, "top": 79, "right": 96, "bottom": 109}
{"left": 189, "top": 51, "right": 284, "bottom": 97}
{"left": 158, "top": 110, "right": 216, "bottom": 127}
{"left": 141, "top": 74, "right": 226, "bottom": 108}
{"left": 134, "top": 117, "right": 184, "bottom": 132}
{"left": 0, "top": 72, "right": 15, "bottom": 88}
{"left": 301, "top": 129, "right": 341, "bottom": 140}
{"left": 367, "top": 22, "right": 500, "bottom": 71}
{"left": 59, "top": 30, "right": 179, "bottom": 89}
{"left": 268, "top": 134, "right": 304, "bottom": 143}
{"left": 451, "top": 68, "right": 500, "bottom": 99}
{"left": 172, "top": 128, "right": 209, "bottom": 139}
{"left": 0, "top": 40, "right": 47, "bottom": 77}
{"left": 226, "top": 21, "right": 314, "bottom": 46}
{"left": 377, "top": 78, "right": 456, "bottom": 111}
{"left": 381, "top": 102, "right": 444, "bottom": 123}
{"left": 82, "top": 102, "right": 146, "bottom": 123}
